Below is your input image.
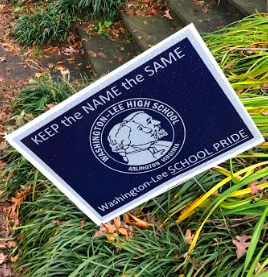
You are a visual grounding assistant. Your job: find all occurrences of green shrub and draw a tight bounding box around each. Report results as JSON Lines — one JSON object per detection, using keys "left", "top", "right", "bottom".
{"left": 77, "top": 0, "right": 123, "bottom": 19}
{"left": 54, "top": 0, "right": 123, "bottom": 18}
{"left": 54, "top": 0, "right": 80, "bottom": 17}
{"left": 14, "top": 10, "right": 72, "bottom": 46}
{"left": 13, "top": 0, "right": 124, "bottom": 46}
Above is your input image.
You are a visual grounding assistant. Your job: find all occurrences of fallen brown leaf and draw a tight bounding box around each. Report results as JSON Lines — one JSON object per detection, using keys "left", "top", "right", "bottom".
{"left": 64, "top": 46, "right": 77, "bottom": 55}
{"left": 54, "top": 65, "right": 69, "bottom": 76}
{"left": 11, "top": 185, "right": 31, "bottom": 207}
{"left": 184, "top": 229, "right": 194, "bottom": 245}
{"left": 132, "top": 28, "right": 140, "bottom": 33}
{"left": 88, "top": 50, "right": 97, "bottom": 58}
{"left": 11, "top": 255, "right": 18, "bottom": 263}
{"left": 173, "top": 252, "right": 179, "bottom": 258}
{"left": 125, "top": 212, "right": 153, "bottom": 228}
{"left": 106, "top": 233, "right": 118, "bottom": 242}
{"left": 6, "top": 241, "right": 16, "bottom": 248}
{"left": 118, "top": 228, "right": 128, "bottom": 238}
{"left": 0, "top": 253, "right": 6, "bottom": 264}
{"left": 233, "top": 234, "right": 251, "bottom": 259}
{"left": 114, "top": 55, "right": 123, "bottom": 62}
{"left": 247, "top": 181, "right": 263, "bottom": 195}
{"left": 235, "top": 88, "right": 244, "bottom": 94}
{"left": 61, "top": 68, "right": 70, "bottom": 75}
{"left": 0, "top": 263, "right": 11, "bottom": 276}
{"left": 35, "top": 72, "right": 42, "bottom": 78}
{"left": 93, "top": 223, "right": 108, "bottom": 238}
{"left": 98, "top": 52, "right": 107, "bottom": 58}
{"left": 52, "top": 220, "right": 61, "bottom": 226}
{"left": 9, "top": 206, "right": 19, "bottom": 229}
{"left": 163, "top": 9, "right": 172, "bottom": 19}
{"left": 47, "top": 104, "right": 55, "bottom": 109}
{"left": 192, "top": 0, "right": 204, "bottom": 6}
{"left": 113, "top": 216, "right": 121, "bottom": 229}
{"left": 104, "top": 222, "right": 117, "bottom": 233}
{"left": 261, "top": 83, "right": 268, "bottom": 90}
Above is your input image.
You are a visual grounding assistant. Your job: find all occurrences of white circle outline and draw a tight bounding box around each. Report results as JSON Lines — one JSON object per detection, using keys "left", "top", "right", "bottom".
{"left": 89, "top": 98, "right": 186, "bottom": 174}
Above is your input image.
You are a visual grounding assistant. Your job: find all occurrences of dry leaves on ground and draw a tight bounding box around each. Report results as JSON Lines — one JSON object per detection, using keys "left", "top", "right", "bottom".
{"left": 0, "top": 203, "right": 18, "bottom": 277}
{"left": 126, "top": 0, "right": 166, "bottom": 17}
{"left": 93, "top": 216, "right": 133, "bottom": 242}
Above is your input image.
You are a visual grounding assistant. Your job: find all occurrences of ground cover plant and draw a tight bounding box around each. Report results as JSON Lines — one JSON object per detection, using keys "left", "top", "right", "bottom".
{"left": 1, "top": 14, "right": 268, "bottom": 276}
{"left": 13, "top": 0, "right": 125, "bottom": 46}
{"left": 12, "top": 0, "right": 169, "bottom": 46}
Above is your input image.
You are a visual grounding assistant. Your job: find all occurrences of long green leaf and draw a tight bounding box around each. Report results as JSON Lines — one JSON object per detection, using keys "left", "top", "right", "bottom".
{"left": 254, "top": 257, "right": 268, "bottom": 277}
{"left": 243, "top": 205, "right": 268, "bottom": 275}
{"left": 254, "top": 272, "right": 268, "bottom": 277}
{"left": 246, "top": 242, "right": 268, "bottom": 277}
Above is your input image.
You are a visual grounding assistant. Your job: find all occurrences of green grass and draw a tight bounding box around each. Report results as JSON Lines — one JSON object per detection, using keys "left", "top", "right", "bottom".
{"left": 2, "top": 14, "right": 268, "bottom": 276}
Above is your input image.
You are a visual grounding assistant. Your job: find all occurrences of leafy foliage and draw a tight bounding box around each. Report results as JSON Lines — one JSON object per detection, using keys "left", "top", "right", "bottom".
{"left": 54, "top": 0, "right": 123, "bottom": 19}
{"left": 13, "top": 0, "right": 124, "bottom": 46}
{"left": 14, "top": 11, "right": 72, "bottom": 46}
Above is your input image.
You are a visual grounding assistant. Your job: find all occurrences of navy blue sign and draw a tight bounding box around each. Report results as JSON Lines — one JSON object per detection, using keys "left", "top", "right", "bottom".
{"left": 6, "top": 25, "right": 263, "bottom": 225}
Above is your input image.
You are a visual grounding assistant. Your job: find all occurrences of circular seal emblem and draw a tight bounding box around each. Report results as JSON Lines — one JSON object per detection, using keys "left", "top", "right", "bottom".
{"left": 90, "top": 98, "right": 186, "bottom": 174}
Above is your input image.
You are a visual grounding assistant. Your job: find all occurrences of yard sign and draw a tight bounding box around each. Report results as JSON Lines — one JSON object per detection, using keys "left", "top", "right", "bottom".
{"left": 6, "top": 24, "right": 264, "bottom": 225}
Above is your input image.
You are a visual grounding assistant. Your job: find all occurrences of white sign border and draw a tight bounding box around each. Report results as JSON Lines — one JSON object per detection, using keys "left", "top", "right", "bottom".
{"left": 6, "top": 24, "right": 264, "bottom": 225}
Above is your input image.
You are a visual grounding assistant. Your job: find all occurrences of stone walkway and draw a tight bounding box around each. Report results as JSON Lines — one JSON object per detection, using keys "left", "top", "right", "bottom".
{"left": 0, "top": 9, "right": 37, "bottom": 90}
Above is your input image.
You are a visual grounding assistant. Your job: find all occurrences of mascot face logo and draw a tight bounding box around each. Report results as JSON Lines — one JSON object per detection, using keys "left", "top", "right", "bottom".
{"left": 90, "top": 98, "right": 186, "bottom": 174}
{"left": 108, "top": 111, "right": 171, "bottom": 166}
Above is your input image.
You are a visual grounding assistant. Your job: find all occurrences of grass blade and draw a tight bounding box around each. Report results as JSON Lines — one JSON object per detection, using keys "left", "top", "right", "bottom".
{"left": 246, "top": 242, "right": 268, "bottom": 277}
{"left": 243, "top": 205, "right": 268, "bottom": 275}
